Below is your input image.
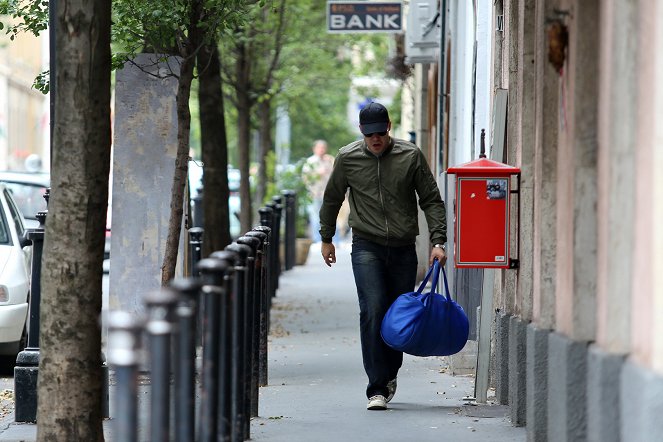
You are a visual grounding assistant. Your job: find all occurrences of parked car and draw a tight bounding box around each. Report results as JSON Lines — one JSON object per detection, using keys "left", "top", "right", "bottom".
{"left": 0, "top": 171, "right": 50, "bottom": 229}
{"left": 0, "top": 184, "right": 33, "bottom": 370}
{"left": 0, "top": 171, "right": 111, "bottom": 272}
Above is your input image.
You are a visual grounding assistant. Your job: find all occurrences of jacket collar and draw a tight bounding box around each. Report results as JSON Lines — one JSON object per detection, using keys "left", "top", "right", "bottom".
{"left": 362, "top": 137, "right": 394, "bottom": 158}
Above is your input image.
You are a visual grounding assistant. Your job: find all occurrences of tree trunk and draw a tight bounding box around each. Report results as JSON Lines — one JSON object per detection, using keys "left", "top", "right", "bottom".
{"left": 198, "top": 43, "right": 232, "bottom": 257}
{"left": 161, "top": 56, "right": 195, "bottom": 284}
{"left": 256, "top": 98, "right": 272, "bottom": 207}
{"left": 37, "top": 0, "right": 111, "bottom": 440}
{"left": 236, "top": 42, "right": 253, "bottom": 234}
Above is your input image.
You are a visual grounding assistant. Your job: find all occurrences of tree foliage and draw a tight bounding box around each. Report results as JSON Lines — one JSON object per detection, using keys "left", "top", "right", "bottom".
{"left": 267, "top": 1, "right": 356, "bottom": 159}
{"left": 217, "top": 0, "right": 398, "bottom": 229}
{"left": 220, "top": 0, "right": 353, "bottom": 227}
{"left": 0, "top": 0, "right": 48, "bottom": 38}
{"left": 219, "top": 0, "right": 289, "bottom": 232}
{"left": 111, "top": 0, "right": 242, "bottom": 69}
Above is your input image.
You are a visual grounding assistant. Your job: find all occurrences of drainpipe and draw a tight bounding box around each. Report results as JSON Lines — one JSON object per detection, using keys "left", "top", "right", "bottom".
{"left": 437, "top": 0, "right": 448, "bottom": 173}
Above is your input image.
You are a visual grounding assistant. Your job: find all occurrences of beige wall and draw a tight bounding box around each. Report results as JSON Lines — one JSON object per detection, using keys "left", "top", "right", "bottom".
{"left": 0, "top": 25, "right": 48, "bottom": 170}
{"left": 502, "top": 0, "right": 519, "bottom": 315}
{"left": 632, "top": 0, "right": 663, "bottom": 374}
{"left": 527, "top": 0, "right": 662, "bottom": 371}
{"left": 554, "top": 0, "right": 599, "bottom": 342}
{"left": 532, "top": 0, "right": 560, "bottom": 330}
{"left": 516, "top": 0, "right": 536, "bottom": 321}
{"left": 596, "top": 0, "right": 637, "bottom": 356}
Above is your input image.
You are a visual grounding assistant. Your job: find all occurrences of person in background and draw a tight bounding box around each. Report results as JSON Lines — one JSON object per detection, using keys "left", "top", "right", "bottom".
{"left": 303, "top": 140, "right": 335, "bottom": 242}
{"left": 318, "top": 102, "right": 447, "bottom": 410}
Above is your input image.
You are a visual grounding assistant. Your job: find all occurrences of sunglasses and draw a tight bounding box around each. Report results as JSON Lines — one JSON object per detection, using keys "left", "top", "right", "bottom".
{"left": 363, "top": 131, "right": 388, "bottom": 137}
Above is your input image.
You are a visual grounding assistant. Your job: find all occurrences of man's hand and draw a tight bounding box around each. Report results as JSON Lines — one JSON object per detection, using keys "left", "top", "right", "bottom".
{"left": 321, "top": 242, "right": 336, "bottom": 267}
{"left": 429, "top": 247, "right": 447, "bottom": 267}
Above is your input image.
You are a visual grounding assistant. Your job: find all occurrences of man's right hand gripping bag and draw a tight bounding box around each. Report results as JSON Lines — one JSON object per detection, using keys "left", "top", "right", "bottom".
{"left": 381, "top": 259, "right": 469, "bottom": 357}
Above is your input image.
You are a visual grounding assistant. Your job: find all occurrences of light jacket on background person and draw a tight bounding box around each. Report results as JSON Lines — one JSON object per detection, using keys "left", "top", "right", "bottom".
{"left": 319, "top": 137, "right": 446, "bottom": 246}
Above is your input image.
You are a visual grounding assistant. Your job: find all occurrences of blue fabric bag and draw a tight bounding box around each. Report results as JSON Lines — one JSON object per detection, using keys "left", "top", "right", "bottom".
{"left": 380, "top": 260, "right": 469, "bottom": 357}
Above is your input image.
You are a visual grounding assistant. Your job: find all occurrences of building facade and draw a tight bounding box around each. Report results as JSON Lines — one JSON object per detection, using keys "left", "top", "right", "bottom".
{"left": 0, "top": 24, "right": 49, "bottom": 171}
{"left": 409, "top": 0, "right": 663, "bottom": 440}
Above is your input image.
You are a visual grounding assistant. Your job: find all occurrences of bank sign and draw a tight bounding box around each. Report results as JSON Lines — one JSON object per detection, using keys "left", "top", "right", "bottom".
{"left": 327, "top": 1, "right": 403, "bottom": 33}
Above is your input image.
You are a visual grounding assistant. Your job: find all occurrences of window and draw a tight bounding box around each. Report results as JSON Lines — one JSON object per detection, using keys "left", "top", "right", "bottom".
{"left": 4, "top": 189, "right": 25, "bottom": 240}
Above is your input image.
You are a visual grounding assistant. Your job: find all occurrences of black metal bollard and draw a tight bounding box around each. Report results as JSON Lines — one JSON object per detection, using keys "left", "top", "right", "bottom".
{"left": 251, "top": 226, "right": 271, "bottom": 388}
{"left": 272, "top": 195, "right": 283, "bottom": 284}
{"left": 269, "top": 197, "right": 283, "bottom": 290}
{"left": 14, "top": 198, "right": 47, "bottom": 423}
{"left": 236, "top": 236, "right": 260, "bottom": 437}
{"left": 223, "top": 243, "right": 251, "bottom": 442}
{"left": 264, "top": 202, "right": 280, "bottom": 298}
{"left": 107, "top": 311, "right": 143, "bottom": 442}
{"left": 197, "top": 257, "right": 232, "bottom": 442}
{"left": 258, "top": 208, "right": 274, "bottom": 299}
{"left": 188, "top": 227, "right": 204, "bottom": 347}
{"left": 144, "top": 288, "right": 179, "bottom": 442}
{"left": 169, "top": 278, "right": 202, "bottom": 442}
{"left": 207, "top": 251, "right": 237, "bottom": 442}
{"left": 282, "top": 190, "right": 296, "bottom": 270}
{"left": 192, "top": 185, "right": 204, "bottom": 228}
{"left": 189, "top": 227, "right": 204, "bottom": 276}
{"left": 242, "top": 231, "right": 267, "bottom": 416}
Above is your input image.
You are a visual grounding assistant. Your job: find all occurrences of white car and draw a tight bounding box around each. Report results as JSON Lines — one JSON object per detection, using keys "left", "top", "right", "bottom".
{"left": 0, "top": 171, "right": 50, "bottom": 229}
{"left": 0, "top": 171, "right": 111, "bottom": 273}
{"left": 0, "top": 184, "right": 32, "bottom": 370}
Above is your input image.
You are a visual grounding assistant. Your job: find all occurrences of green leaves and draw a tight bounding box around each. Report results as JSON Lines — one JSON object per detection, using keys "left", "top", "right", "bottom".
{"left": 0, "top": 0, "right": 48, "bottom": 99}
{"left": 0, "top": 0, "right": 49, "bottom": 39}
{"left": 111, "top": 0, "right": 244, "bottom": 70}
{"left": 32, "top": 69, "right": 49, "bottom": 94}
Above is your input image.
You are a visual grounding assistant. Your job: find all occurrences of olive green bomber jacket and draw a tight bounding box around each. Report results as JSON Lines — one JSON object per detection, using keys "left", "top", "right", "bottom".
{"left": 319, "top": 137, "right": 447, "bottom": 247}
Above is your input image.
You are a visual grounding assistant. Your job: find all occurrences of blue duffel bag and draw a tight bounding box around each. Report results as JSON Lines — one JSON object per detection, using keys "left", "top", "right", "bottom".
{"left": 380, "top": 259, "right": 469, "bottom": 357}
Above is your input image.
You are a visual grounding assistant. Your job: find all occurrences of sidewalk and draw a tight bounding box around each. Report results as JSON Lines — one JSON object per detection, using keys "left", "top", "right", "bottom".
{"left": 0, "top": 242, "right": 526, "bottom": 441}
{"left": 251, "top": 242, "right": 525, "bottom": 441}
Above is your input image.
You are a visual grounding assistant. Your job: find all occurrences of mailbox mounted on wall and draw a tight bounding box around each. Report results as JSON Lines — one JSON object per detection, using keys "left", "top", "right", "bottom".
{"left": 447, "top": 134, "right": 521, "bottom": 269}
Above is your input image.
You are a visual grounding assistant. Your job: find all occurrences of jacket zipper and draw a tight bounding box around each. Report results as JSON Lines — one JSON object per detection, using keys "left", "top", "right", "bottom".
{"left": 377, "top": 156, "right": 390, "bottom": 243}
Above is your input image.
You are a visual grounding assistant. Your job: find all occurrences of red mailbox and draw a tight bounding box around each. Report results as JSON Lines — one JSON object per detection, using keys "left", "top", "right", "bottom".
{"left": 447, "top": 158, "right": 520, "bottom": 269}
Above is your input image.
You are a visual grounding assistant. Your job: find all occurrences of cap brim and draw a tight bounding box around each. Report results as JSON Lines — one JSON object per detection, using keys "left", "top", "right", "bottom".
{"left": 360, "top": 122, "right": 389, "bottom": 135}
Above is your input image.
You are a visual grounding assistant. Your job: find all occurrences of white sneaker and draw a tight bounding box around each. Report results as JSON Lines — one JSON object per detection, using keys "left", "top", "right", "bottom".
{"left": 367, "top": 395, "right": 387, "bottom": 410}
{"left": 386, "top": 378, "right": 397, "bottom": 403}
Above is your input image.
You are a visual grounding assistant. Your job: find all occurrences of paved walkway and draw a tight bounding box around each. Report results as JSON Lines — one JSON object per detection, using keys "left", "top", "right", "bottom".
{"left": 251, "top": 242, "right": 525, "bottom": 441}
{"left": 0, "top": 242, "right": 526, "bottom": 441}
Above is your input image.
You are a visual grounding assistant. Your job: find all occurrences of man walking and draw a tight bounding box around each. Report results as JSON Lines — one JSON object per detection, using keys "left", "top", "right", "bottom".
{"left": 319, "top": 102, "right": 447, "bottom": 410}
{"left": 303, "top": 139, "right": 335, "bottom": 242}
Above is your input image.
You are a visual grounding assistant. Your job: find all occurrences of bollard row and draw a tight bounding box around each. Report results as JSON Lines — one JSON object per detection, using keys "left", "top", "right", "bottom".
{"left": 107, "top": 222, "right": 277, "bottom": 442}
{"left": 14, "top": 184, "right": 297, "bottom": 434}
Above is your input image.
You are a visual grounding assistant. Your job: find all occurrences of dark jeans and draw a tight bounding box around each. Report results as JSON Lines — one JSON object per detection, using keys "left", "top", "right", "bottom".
{"left": 351, "top": 237, "right": 418, "bottom": 399}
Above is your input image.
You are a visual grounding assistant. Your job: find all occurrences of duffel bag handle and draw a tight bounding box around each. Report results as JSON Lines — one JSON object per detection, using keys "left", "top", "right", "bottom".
{"left": 416, "top": 261, "right": 436, "bottom": 294}
{"left": 416, "top": 259, "right": 452, "bottom": 301}
{"left": 441, "top": 265, "right": 451, "bottom": 301}
{"left": 430, "top": 259, "right": 452, "bottom": 301}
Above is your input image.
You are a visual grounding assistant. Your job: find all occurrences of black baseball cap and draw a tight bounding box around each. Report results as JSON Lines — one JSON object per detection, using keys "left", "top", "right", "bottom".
{"left": 359, "top": 102, "right": 390, "bottom": 135}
